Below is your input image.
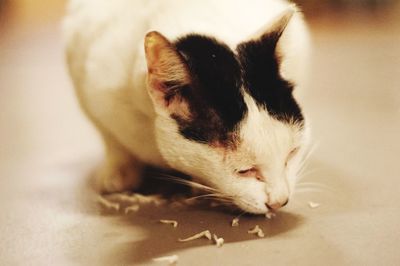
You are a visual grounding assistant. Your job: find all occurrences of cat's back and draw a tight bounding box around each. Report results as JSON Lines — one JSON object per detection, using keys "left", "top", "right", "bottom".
{"left": 65, "top": 0, "right": 297, "bottom": 44}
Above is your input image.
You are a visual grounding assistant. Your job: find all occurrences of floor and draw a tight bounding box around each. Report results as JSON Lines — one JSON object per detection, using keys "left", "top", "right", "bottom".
{"left": 1, "top": 3, "right": 400, "bottom": 266}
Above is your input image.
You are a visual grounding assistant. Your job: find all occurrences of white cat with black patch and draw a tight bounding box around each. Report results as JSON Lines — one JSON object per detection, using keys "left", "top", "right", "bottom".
{"left": 64, "top": 0, "right": 310, "bottom": 214}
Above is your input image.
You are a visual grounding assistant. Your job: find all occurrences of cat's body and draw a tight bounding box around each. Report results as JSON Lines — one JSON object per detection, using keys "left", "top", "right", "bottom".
{"left": 64, "top": 0, "right": 310, "bottom": 214}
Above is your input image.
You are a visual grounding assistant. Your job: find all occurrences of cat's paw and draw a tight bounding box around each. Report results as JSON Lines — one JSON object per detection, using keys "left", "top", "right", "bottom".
{"left": 95, "top": 163, "right": 142, "bottom": 194}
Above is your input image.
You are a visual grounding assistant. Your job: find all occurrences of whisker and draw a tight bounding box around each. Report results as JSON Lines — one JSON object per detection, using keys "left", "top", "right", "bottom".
{"left": 151, "top": 173, "right": 253, "bottom": 212}
{"left": 153, "top": 173, "right": 218, "bottom": 193}
{"left": 295, "top": 187, "right": 325, "bottom": 193}
{"left": 185, "top": 193, "right": 233, "bottom": 202}
{"left": 297, "top": 168, "right": 319, "bottom": 179}
{"left": 296, "top": 141, "right": 319, "bottom": 180}
{"left": 232, "top": 196, "right": 262, "bottom": 212}
{"left": 151, "top": 172, "right": 239, "bottom": 207}
{"left": 234, "top": 211, "right": 247, "bottom": 220}
{"left": 295, "top": 180, "right": 336, "bottom": 195}
{"left": 297, "top": 182, "right": 331, "bottom": 189}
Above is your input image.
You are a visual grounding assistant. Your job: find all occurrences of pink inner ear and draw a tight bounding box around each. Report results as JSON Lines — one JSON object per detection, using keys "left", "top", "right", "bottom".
{"left": 147, "top": 75, "right": 191, "bottom": 119}
{"left": 146, "top": 78, "right": 168, "bottom": 105}
{"left": 144, "top": 32, "right": 189, "bottom": 85}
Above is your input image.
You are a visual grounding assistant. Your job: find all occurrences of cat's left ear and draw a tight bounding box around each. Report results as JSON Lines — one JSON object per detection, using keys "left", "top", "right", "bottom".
{"left": 144, "top": 31, "right": 191, "bottom": 117}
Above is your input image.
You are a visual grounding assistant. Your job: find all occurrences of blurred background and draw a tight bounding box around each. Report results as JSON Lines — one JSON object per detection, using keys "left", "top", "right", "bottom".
{"left": 1, "top": 0, "right": 400, "bottom": 265}
{"left": 1, "top": 0, "right": 398, "bottom": 26}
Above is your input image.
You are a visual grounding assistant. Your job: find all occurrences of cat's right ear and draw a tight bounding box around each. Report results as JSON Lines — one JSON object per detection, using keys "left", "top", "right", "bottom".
{"left": 144, "top": 31, "right": 191, "bottom": 117}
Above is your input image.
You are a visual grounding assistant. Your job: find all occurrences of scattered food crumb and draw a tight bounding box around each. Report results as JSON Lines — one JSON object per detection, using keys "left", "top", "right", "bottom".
{"left": 133, "top": 193, "right": 166, "bottom": 205}
{"left": 308, "top": 201, "right": 321, "bottom": 209}
{"left": 108, "top": 193, "right": 140, "bottom": 204}
{"left": 109, "top": 193, "right": 166, "bottom": 206}
{"left": 96, "top": 196, "right": 120, "bottom": 211}
{"left": 153, "top": 254, "right": 178, "bottom": 265}
{"left": 213, "top": 234, "right": 224, "bottom": 247}
{"left": 160, "top": 219, "right": 178, "bottom": 228}
{"left": 124, "top": 205, "right": 140, "bottom": 214}
{"left": 178, "top": 230, "right": 212, "bottom": 242}
{"left": 231, "top": 218, "right": 239, "bottom": 227}
{"left": 265, "top": 211, "right": 276, "bottom": 219}
{"left": 248, "top": 225, "right": 265, "bottom": 238}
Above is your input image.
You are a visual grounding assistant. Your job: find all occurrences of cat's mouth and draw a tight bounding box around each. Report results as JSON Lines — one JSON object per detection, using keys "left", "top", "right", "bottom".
{"left": 232, "top": 199, "right": 269, "bottom": 215}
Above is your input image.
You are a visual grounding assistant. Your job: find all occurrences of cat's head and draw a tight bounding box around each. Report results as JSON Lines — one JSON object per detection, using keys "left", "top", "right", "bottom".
{"left": 144, "top": 9, "right": 309, "bottom": 214}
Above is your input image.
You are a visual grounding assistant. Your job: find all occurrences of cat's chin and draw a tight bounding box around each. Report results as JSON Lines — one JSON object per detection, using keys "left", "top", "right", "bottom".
{"left": 207, "top": 203, "right": 267, "bottom": 216}
{"left": 232, "top": 200, "right": 269, "bottom": 215}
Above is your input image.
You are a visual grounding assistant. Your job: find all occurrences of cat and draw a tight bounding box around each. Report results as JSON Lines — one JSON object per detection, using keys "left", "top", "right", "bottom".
{"left": 64, "top": 0, "right": 310, "bottom": 214}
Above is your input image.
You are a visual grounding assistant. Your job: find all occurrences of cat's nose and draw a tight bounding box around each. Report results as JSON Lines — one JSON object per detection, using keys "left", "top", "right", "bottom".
{"left": 266, "top": 199, "right": 289, "bottom": 210}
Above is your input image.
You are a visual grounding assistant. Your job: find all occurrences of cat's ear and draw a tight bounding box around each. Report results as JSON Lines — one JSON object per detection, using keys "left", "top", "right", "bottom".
{"left": 245, "top": 7, "right": 294, "bottom": 50}
{"left": 144, "top": 31, "right": 191, "bottom": 117}
{"left": 264, "top": 7, "right": 294, "bottom": 45}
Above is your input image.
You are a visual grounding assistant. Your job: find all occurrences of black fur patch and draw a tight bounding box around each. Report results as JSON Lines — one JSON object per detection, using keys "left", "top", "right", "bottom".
{"left": 173, "top": 35, "right": 246, "bottom": 145}
{"left": 237, "top": 32, "right": 304, "bottom": 124}
{"left": 170, "top": 33, "right": 303, "bottom": 144}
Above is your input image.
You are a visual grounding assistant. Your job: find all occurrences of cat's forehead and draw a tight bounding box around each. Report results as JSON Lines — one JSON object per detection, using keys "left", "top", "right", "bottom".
{"left": 172, "top": 34, "right": 303, "bottom": 146}
{"left": 239, "top": 96, "right": 303, "bottom": 158}
{"left": 221, "top": 105, "right": 303, "bottom": 169}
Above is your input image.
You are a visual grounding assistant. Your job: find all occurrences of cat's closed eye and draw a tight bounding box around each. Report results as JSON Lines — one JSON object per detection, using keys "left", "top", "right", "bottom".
{"left": 236, "top": 167, "right": 259, "bottom": 178}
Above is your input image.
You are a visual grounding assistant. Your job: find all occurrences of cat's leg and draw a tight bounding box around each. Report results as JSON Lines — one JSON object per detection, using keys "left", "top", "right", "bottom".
{"left": 95, "top": 131, "right": 144, "bottom": 194}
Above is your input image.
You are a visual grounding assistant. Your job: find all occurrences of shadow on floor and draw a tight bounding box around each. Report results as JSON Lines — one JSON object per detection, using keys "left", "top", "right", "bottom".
{"left": 96, "top": 205, "right": 304, "bottom": 265}
{"left": 83, "top": 166, "right": 305, "bottom": 265}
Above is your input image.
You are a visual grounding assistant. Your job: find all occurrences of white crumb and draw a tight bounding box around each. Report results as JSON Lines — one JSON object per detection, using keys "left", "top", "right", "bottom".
{"left": 108, "top": 193, "right": 140, "bottom": 204}
{"left": 178, "top": 230, "right": 212, "bottom": 242}
{"left": 134, "top": 194, "right": 161, "bottom": 204}
{"left": 265, "top": 211, "right": 276, "bottom": 219}
{"left": 213, "top": 234, "right": 224, "bottom": 247}
{"left": 132, "top": 193, "right": 166, "bottom": 206}
{"left": 248, "top": 225, "right": 265, "bottom": 238}
{"left": 153, "top": 254, "right": 178, "bottom": 265}
{"left": 308, "top": 201, "right": 321, "bottom": 208}
{"left": 231, "top": 218, "right": 239, "bottom": 227}
{"left": 109, "top": 193, "right": 166, "bottom": 206}
{"left": 152, "top": 197, "right": 167, "bottom": 206}
{"left": 96, "top": 196, "right": 120, "bottom": 211}
{"left": 160, "top": 219, "right": 178, "bottom": 228}
{"left": 124, "top": 205, "right": 140, "bottom": 214}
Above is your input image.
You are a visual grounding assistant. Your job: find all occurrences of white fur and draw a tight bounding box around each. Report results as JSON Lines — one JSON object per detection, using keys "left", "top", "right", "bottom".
{"left": 64, "top": 0, "right": 310, "bottom": 213}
